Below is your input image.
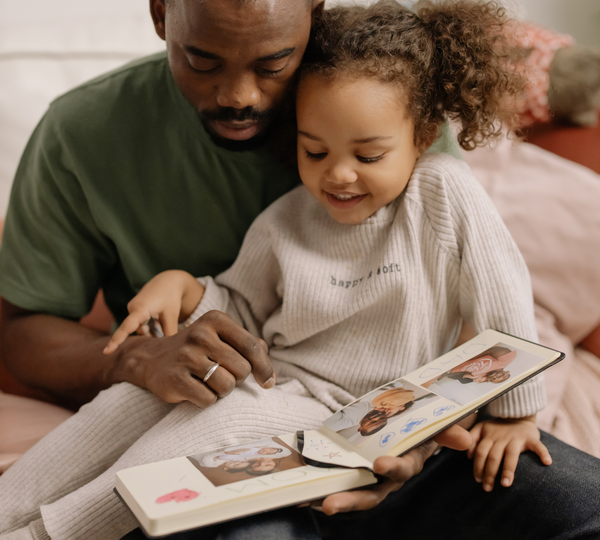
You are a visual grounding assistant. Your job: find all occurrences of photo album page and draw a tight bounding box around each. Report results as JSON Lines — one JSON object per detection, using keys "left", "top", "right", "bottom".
{"left": 300, "top": 329, "right": 563, "bottom": 468}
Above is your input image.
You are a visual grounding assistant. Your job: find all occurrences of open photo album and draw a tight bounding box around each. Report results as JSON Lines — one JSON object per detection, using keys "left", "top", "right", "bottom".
{"left": 115, "top": 329, "right": 564, "bottom": 537}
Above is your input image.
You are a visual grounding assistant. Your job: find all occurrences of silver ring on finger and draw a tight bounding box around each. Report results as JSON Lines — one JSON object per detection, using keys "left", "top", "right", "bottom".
{"left": 202, "top": 361, "right": 220, "bottom": 384}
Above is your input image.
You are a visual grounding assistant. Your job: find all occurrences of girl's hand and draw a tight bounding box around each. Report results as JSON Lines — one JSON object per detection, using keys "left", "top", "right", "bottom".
{"left": 103, "top": 270, "right": 205, "bottom": 354}
{"left": 468, "top": 415, "right": 552, "bottom": 492}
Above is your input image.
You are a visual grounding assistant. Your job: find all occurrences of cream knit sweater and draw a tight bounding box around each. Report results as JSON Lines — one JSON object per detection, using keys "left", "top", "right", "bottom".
{"left": 192, "top": 153, "right": 545, "bottom": 417}
{"left": 0, "top": 153, "right": 544, "bottom": 540}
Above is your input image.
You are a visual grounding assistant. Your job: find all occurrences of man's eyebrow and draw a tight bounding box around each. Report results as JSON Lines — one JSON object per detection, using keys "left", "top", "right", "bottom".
{"left": 183, "top": 46, "right": 296, "bottom": 63}
{"left": 257, "top": 47, "right": 296, "bottom": 62}
{"left": 184, "top": 45, "right": 220, "bottom": 60}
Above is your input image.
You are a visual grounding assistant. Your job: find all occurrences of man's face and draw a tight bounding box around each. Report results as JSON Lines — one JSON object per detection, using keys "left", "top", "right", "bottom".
{"left": 258, "top": 447, "right": 281, "bottom": 455}
{"left": 151, "top": 0, "right": 316, "bottom": 149}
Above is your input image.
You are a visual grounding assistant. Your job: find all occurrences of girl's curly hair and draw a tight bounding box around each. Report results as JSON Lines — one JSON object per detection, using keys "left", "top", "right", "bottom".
{"left": 301, "top": 0, "right": 527, "bottom": 151}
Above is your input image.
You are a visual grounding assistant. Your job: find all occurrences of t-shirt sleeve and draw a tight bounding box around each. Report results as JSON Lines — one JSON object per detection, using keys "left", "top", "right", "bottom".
{"left": 427, "top": 121, "right": 463, "bottom": 161}
{"left": 0, "top": 109, "right": 117, "bottom": 318}
{"left": 444, "top": 158, "right": 546, "bottom": 418}
{"left": 182, "top": 212, "right": 282, "bottom": 340}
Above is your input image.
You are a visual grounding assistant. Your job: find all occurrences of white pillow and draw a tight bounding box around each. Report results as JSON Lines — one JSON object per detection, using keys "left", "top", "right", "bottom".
{"left": 0, "top": 10, "right": 164, "bottom": 217}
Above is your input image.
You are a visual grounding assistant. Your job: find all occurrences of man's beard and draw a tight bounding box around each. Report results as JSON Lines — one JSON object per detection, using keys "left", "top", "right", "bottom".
{"left": 199, "top": 106, "right": 278, "bottom": 152}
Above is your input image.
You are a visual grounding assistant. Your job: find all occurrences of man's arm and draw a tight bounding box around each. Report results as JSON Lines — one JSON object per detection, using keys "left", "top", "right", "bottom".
{"left": 1, "top": 299, "right": 275, "bottom": 410}
{"left": 1, "top": 299, "right": 115, "bottom": 408}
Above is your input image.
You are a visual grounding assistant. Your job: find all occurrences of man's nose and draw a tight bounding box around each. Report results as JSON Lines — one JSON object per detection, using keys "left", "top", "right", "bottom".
{"left": 216, "top": 73, "right": 260, "bottom": 109}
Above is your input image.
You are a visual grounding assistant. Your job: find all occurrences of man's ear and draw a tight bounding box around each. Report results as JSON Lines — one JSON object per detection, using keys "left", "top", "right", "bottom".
{"left": 311, "top": 0, "right": 325, "bottom": 21}
{"left": 150, "top": 0, "right": 167, "bottom": 41}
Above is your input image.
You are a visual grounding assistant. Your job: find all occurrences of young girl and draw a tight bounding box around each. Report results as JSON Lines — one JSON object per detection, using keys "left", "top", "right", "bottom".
{"left": 0, "top": 2, "right": 553, "bottom": 539}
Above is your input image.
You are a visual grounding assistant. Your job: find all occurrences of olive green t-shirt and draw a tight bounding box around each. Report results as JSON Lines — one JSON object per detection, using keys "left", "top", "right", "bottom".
{"left": 0, "top": 52, "right": 461, "bottom": 323}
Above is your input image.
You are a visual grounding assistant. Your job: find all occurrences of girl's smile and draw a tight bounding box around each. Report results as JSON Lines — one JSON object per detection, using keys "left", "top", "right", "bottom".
{"left": 296, "top": 74, "right": 420, "bottom": 224}
{"left": 326, "top": 192, "right": 367, "bottom": 208}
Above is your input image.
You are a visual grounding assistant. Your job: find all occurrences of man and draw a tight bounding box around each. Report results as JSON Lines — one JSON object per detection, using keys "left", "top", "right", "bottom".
{"left": 0, "top": 0, "right": 464, "bottom": 534}
{"left": 0, "top": 0, "right": 321, "bottom": 412}
{"left": 0, "top": 1, "right": 598, "bottom": 540}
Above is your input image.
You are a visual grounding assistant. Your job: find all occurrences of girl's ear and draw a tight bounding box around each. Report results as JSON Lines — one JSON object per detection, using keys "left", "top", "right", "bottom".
{"left": 311, "top": 0, "right": 325, "bottom": 21}
{"left": 415, "top": 124, "right": 439, "bottom": 156}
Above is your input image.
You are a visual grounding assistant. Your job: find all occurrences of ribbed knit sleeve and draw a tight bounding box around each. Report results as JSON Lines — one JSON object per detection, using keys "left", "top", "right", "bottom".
{"left": 411, "top": 154, "right": 545, "bottom": 417}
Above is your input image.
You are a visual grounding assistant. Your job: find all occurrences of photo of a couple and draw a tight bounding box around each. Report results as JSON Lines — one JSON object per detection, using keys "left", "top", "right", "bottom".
{"left": 323, "top": 380, "right": 438, "bottom": 447}
{"left": 421, "top": 344, "right": 538, "bottom": 406}
{"left": 187, "top": 437, "right": 304, "bottom": 487}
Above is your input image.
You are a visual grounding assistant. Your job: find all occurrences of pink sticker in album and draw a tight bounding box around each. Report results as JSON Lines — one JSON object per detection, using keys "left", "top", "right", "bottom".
{"left": 156, "top": 489, "right": 199, "bottom": 504}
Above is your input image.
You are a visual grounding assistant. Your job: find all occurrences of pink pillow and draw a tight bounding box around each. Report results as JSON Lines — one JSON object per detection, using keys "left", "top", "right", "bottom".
{"left": 0, "top": 392, "right": 73, "bottom": 472}
{"left": 463, "top": 140, "right": 600, "bottom": 344}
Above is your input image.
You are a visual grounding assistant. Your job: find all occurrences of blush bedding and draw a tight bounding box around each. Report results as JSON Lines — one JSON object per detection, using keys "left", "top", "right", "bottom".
{"left": 463, "top": 139, "right": 600, "bottom": 458}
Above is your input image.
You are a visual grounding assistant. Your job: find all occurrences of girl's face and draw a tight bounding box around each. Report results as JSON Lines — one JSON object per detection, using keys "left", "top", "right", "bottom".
{"left": 296, "top": 75, "right": 420, "bottom": 224}
{"left": 223, "top": 460, "right": 250, "bottom": 470}
{"left": 251, "top": 458, "right": 277, "bottom": 472}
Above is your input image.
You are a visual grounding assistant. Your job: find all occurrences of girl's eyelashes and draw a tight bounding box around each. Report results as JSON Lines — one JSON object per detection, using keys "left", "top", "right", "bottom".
{"left": 303, "top": 150, "right": 385, "bottom": 163}
{"left": 356, "top": 154, "right": 384, "bottom": 163}
{"left": 305, "top": 150, "right": 327, "bottom": 160}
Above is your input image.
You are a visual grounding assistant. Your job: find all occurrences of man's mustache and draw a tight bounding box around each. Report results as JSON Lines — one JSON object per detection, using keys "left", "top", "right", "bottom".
{"left": 200, "top": 106, "right": 274, "bottom": 123}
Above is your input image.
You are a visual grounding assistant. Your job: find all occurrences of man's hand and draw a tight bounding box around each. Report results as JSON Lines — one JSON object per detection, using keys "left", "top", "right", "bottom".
{"left": 109, "top": 310, "right": 275, "bottom": 408}
{"left": 1, "top": 299, "right": 273, "bottom": 409}
{"left": 320, "top": 424, "right": 472, "bottom": 515}
{"left": 101, "top": 270, "right": 276, "bottom": 408}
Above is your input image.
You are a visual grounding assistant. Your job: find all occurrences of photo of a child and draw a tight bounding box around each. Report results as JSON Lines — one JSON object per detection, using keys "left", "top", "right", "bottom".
{"left": 421, "top": 343, "right": 540, "bottom": 406}
{"left": 323, "top": 380, "right": 438, "bottom": 447}
{"left": 187, "top": 437, "right": 304, "bottom": 487}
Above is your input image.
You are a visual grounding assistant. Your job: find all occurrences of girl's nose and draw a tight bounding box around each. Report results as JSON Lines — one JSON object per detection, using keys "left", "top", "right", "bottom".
{"left": 326, "top": 161, "right": 358, "bottom": 184}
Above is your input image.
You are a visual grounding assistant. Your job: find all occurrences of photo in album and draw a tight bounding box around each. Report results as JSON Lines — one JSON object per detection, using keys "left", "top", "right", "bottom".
{"left": 420, "top": 342, "right": 542, "bottom": 406}
{"left": 322, "top": 379, "right": 439, "bottom": 448}
{"left": 187, "top": 437, "right": 305, "bottom": 487}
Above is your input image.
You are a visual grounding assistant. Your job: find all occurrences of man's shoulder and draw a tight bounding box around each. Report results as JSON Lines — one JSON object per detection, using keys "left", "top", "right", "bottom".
{"left": 45, "top": 52, "right": 170, "bottom": 131}
{"left": 53, "top": 51, "right": 168, "bottom": 104}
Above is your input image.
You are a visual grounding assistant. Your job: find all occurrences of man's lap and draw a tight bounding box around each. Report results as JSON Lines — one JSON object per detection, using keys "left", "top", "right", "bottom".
{"left": 313, "top": 431, "right": 600, "bottom": 540}
{"left": 122, "top": 431, "right": 600, "bottom": 540}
